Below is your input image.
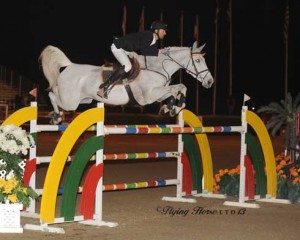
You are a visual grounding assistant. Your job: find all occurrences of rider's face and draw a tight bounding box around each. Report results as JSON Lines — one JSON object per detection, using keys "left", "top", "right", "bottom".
{"left": 157, "top": 29, "right": 166, "bottom": 40}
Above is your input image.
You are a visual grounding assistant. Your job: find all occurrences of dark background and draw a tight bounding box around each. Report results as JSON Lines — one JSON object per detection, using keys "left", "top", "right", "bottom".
{"left": 0, "top": 0, "right": 299, "bottom": 115}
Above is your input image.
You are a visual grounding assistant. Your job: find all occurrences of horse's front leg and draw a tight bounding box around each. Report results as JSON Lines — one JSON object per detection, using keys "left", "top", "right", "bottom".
{"left": 158, "top": 95, "right": 177, "bottom": 116}
{"left": 48, "top": 91, "right": 63, "bottom": 124}
{"left": 161, "top": 84, "right": 187, "bottom": 117}
{"left": 174, "top": 84, "right": 187, "bottom": 114}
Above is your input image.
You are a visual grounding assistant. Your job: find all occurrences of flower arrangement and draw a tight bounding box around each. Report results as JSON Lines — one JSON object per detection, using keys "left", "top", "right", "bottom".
{"left": 0, "top": 124, "right": 38, "bottom": 207}
{"left": 213, "top": 165, "right": 240, "bottom": 197}
{"left": 213, "top": 153, "right": 300, "bottom": 203}
{"left": 275, "top": 152, "right": 300, "bottom": 203}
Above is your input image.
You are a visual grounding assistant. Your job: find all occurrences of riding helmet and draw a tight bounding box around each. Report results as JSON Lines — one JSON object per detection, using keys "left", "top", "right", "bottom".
{"left": 150, "top": 20, "right": 167, "bottom": 31}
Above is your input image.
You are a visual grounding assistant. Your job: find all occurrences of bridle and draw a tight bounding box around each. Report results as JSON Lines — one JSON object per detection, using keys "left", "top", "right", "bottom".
{"left": 141, "top": 48, "right": 210, "bottom": 85}
{"left": 162, "top": 48, "right": 210, "bottom": 83}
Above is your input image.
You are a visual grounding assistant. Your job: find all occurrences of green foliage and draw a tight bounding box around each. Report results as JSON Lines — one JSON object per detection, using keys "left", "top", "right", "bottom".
{"left": 276, "top": 175, "right": 289, "bottom": 199}
{"left": 257, "top": 92, "right": 300, "bottom": 151}
{"left": 218, "top": 173, "right": 240, "bottom": 197}
{"left": 0, "top": 151, "right": 23, "bottom": 181}
{"left": 214, "top": 153, "right": 300, "bottom": 203}
{"left": 277, "top": 175, "right": 300, "bottom": 203}
{"left": 213, "top": 167, "right": 241, "bottom": 197}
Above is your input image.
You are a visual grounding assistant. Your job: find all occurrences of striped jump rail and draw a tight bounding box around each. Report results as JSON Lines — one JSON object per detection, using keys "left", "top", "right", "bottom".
{"left": 103, "top": 179, "right": 180, "bottom": 191}
{"left": 36, "top": 124, "right": 244, "bottom": 135}
{"left": 36, "top": 124, "right": 97, "bottom": 132}
{"left": 105, "top": 126, "right": 244, "bottom": 135}
{"left": 36, "top": 179, "right": 180, "bottom": 195}
{"left": 36, "top": 151, "right": 179, "bottom": 164}
{"left": 36, "top": 124, "right": 179, "bottom": 132}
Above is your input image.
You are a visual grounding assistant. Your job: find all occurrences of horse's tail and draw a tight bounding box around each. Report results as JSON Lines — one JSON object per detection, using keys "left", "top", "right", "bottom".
{"left": 39, "top": 45, "right": 72, "bottom": 90}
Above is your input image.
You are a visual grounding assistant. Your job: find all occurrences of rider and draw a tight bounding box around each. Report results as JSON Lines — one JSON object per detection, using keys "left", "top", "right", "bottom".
{"left": 98, "top": 20, "right": 168, "bottom": 98}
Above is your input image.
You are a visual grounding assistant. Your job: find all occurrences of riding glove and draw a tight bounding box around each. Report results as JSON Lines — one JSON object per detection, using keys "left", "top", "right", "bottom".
{"left": 159, "top": 48, "right": 170, "bottom": 55}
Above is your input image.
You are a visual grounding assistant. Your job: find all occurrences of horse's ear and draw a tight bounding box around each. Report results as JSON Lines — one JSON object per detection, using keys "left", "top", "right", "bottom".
{"left": 198, "top": 43, "right": 206, "bottom": 52}
{"left": 192, "top": 41, "right": 198, "bottom": 49}
{"left": 192, "top": 41, "right": 206, "bottom": 53}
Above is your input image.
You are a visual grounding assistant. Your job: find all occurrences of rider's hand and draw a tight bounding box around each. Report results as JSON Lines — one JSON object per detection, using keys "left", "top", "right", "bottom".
{"left": 129, "top": 52, "right": 138, "bottom": 59}
{"left": 159, "top": 48, "right": 170, "bottom": 55}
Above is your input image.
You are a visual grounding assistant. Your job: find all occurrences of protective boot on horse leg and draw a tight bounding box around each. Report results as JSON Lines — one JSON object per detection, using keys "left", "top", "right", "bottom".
{"left": 159, "top": 95, "right": 177, "bottom": 117}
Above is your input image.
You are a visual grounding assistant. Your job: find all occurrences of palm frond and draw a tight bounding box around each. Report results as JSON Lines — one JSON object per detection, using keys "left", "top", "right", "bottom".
{"left": 270, "top": 119, "right": 285, "bottom": 136}
{"left": 257, "top": 92, "right": 300, "bottom": 154}
{"left": 292, "top": 92, "right": 300, "bottom": 111}
{"left": 286, "top": 92, "right": 292, "bottom": 103}
{"left": 257, "top": 102, "right": 284, "bottom": 114}
{"left": 281, "top": 98, "right": 292, "bottom": 114}
{"left": 265, "top": 115, "right": 285, "bottom": 130}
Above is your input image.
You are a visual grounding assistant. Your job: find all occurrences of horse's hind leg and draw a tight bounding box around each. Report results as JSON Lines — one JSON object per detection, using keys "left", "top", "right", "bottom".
{"left": 48, "top": 91, "right": 63, "bottom": 124}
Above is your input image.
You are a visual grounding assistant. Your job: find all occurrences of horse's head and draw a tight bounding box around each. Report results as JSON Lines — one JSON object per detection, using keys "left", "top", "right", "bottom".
{"left": 186, "top": 41, "right": 214, "bottom": 89}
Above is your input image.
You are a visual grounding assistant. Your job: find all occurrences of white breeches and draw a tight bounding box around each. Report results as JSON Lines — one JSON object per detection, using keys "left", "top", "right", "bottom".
{"left": 111, "top": 43, "right": 132, "bottom": 72}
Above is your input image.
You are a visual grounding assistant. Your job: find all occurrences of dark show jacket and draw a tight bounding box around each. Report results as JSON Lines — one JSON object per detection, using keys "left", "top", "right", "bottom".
{"left": 113, "top": 31, "right": 159, "bottom": 56}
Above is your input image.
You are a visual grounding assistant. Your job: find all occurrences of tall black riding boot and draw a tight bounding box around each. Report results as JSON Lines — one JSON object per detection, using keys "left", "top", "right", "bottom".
{"left": 99, "top": 67, "right": 127, "bottom": 98}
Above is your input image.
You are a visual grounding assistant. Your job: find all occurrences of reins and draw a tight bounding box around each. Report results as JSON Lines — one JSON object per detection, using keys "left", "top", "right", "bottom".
{"left": 142, "top": 56, "right": 170, "bottom": 82}
{"left": 140, "top": 48, "right": 210, "bottom": 86}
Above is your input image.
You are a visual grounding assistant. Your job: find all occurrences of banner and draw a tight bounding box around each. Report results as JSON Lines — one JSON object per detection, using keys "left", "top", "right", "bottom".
{"left": 122, "top": 6, "right": 127, "bottom": 36}
{"left": 139, "top": 6, "right": 145, "bottom": 32}
{"left": 283, "top": 1, "right": 289, "bottom": 44}
{"left": 194, "top": 15, "right": 199, "bottom": 45}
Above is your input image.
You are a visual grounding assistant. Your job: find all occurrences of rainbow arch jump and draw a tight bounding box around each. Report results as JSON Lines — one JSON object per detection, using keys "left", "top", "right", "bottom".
{"left": 2, "top": 102, "right": 278, "bottom": 228}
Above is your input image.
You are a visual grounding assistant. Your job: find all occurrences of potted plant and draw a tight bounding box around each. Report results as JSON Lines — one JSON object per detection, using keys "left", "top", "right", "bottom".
{"left": 0, "top": 124, "right": 38, "bottom": 233}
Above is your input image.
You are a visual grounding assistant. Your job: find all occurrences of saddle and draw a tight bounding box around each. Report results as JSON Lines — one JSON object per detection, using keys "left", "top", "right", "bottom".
{"left": 102, "top": 57, "right": 140, "bottom": 84}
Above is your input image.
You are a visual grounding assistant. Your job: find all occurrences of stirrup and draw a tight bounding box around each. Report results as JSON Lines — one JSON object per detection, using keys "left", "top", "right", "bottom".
{"left": 99, "top": 68, "right": 126, "bottom": 98}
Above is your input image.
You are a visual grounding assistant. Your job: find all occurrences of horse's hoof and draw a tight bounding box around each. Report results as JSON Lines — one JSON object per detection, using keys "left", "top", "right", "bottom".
{"left": 50, "top": 117, "right": 62, "bottom": 125}
{"left": 158, "top": 108, "right": 166, "bottom": 116}
{"left": 158, "top": 105, "right": 169, "bottom": 116}
{"left": 178, "top": 103, "right": 185, "bottom": 110}
{"left": 177, "top": 93, "right": 186, "bottom": 108}
{"left": 169, "top": 108, "right": 177, "bottom": 117}
{"left": 167, "top": 96, "right": 176, "bottom": 110}
{"left": 174, "top": 106, "right": 185, "bottom": 116}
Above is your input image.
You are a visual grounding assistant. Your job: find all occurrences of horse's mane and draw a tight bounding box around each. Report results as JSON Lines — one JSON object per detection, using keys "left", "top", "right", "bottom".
{"left": 165, "top": 46, "right": 190, "bottom": 51}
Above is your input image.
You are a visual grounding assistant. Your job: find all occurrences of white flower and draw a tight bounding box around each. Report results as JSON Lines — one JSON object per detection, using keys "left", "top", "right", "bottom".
{"left": 0, "top": 124, "right": 35, "bottom": 156}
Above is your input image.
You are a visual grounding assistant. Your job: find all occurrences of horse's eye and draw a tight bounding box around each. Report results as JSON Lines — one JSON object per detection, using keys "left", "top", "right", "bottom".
{"left": 195, "top": 59, "right": 200, "bottom": 63}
